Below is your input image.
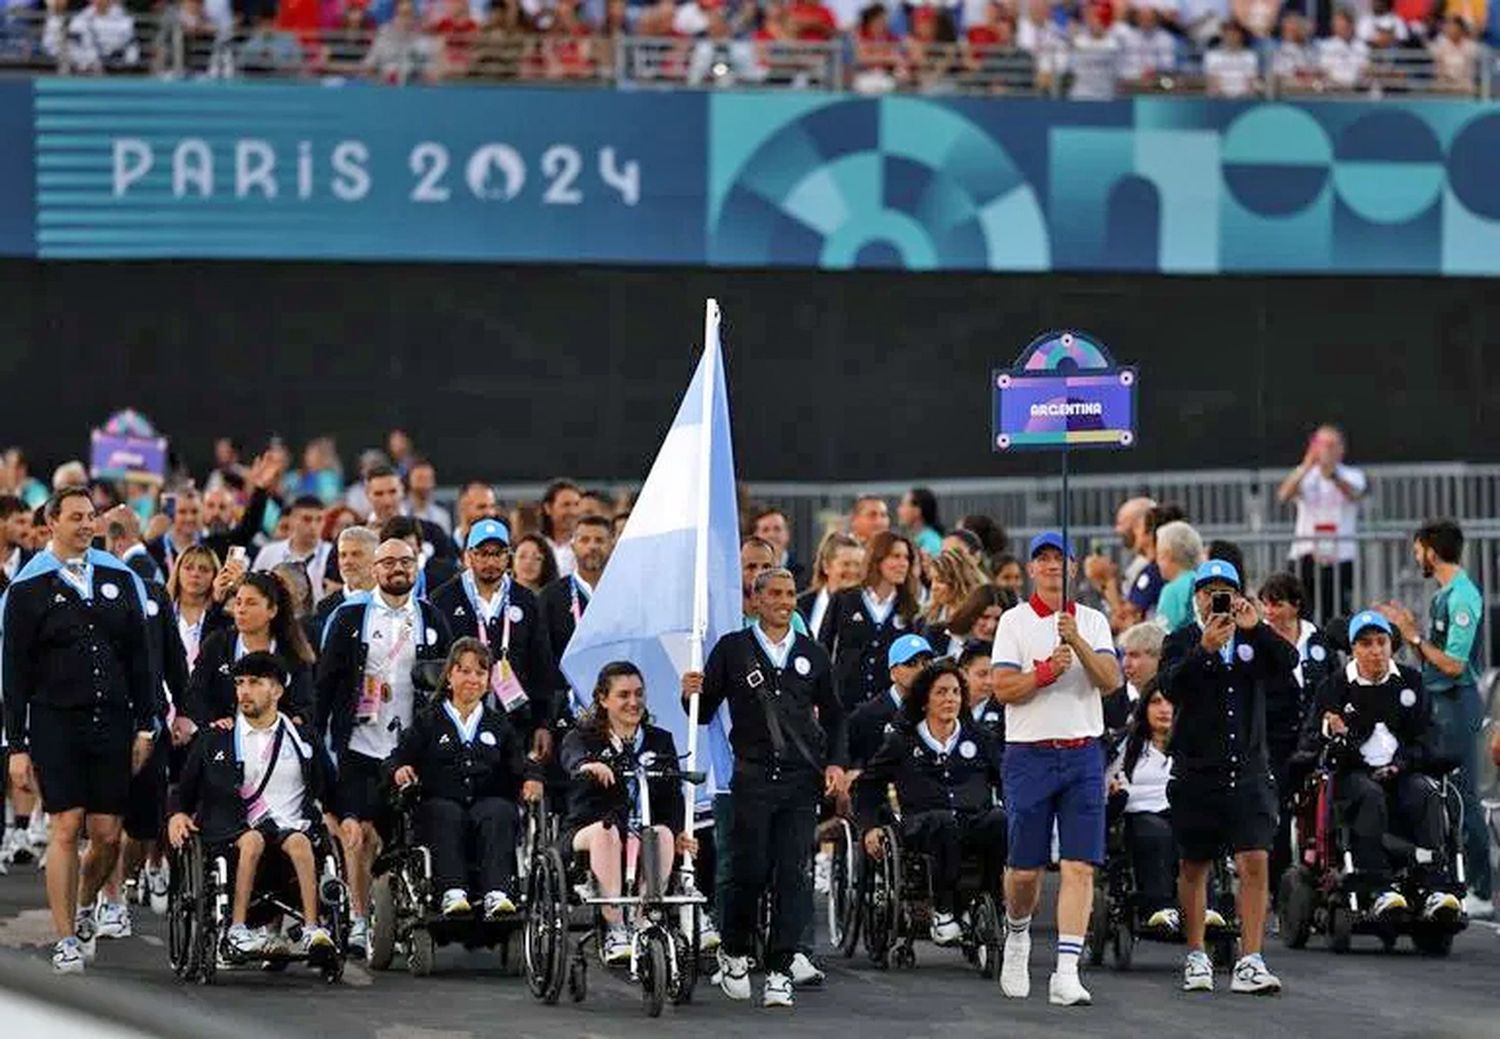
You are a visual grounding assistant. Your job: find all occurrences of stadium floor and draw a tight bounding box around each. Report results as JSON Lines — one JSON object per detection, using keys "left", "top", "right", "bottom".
{"left": 0, "top": 864, "right": 1495, "bottom": 1039}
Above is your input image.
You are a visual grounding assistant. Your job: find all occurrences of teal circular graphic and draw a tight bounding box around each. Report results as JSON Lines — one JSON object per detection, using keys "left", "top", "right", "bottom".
{"left": 1220, "top": 105, "right": 1332, "bottom": 217}
{"left": 710, "top": 98, "right": 1048, "bottom": 270}
{"left": 1020, "top": 330, "right": 1112, "bottom": 372}
{"left": 1332, "top": 110, "right": 1443, "bottom": 224}
{"left": 1447, "top": 113, "right": 1500, "bottom": 220}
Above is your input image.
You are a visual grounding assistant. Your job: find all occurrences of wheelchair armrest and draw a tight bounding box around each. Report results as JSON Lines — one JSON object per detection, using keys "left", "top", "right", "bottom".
{"left": 392, "top": 780, "right": 422, "bottom": 811}
{"left": 1417, "top": 755, "right": 1461, "bottom": 779}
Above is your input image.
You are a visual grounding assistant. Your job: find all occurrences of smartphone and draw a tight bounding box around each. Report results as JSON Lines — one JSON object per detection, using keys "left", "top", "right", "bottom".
{"left": 162, "top": 493, "right": 177, "bottom": 521}
{"left": 227, "top": 545, "right": 248, "bottom": 567}
{"left": 1210, "top": 591, "right": 1232, "bottom": 617}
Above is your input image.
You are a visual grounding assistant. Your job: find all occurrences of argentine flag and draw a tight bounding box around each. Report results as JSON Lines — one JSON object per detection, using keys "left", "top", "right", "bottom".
{"left": 560, "top": 301, "right": 741, "bottom": 787}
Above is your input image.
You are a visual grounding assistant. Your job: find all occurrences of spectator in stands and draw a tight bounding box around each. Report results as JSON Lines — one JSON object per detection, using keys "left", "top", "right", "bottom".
{"left": 1204, "top": 19, "right": 1260, "bottom": 96}
{"left": 473, "top": 0, "right": 533, "bottom": 78}
{"left": 542, "top": 0, "right": 596, "bottom": 78}
{"left": 787, "top": 0, "right": 836, "bottom": 40}
{"left": 1318, "top": 8, "right": 1368, "bottom": 90}
{"left": 405, "top": 458, "right": 451, "bottom": 535}
{"left": 904, "top": 6, "right": 959, "bottom": 92}
{"left": 1271, "top": 10, "right": 1320, "bottom": 91}
{"left": 428, "top": 0, "right": 480, "bottom": 76}
{"left": 1017, "top": 0, "right": 1067, "bottom": 91}
{"left": 1357, "top": 0, "right": 1409, "bottom": 42}
{"left": 1430, "top": 15, "right": 1479, "bottom": 89}
{"left": 1113, "top": 5, "right": 1176, "bottom": 87}
{"left": 1365, "top": 16, "right": 1412, "bottom": 91}
{"left": 1230, "top": 0, "right": 1276, "bottom": 37}
{"left": 239, "top": 12, "right": 305, "bottom": 74}
{"left": 687, "top": 4, "right": 763, "bottom": 85}
{"left": 1068, "top": 3, "right": 1121, "bottom": 100}
{"left": 363, "top": 0, "right": 439, "bottom": 81}
{"left": 964, "top": 4, "right": 1034, "bottom": 93}
{"left": 849, "top": 494, "right": 890, "bottom": 545}
{"left": 852, "top": 2, "right": 902, "bottom": 93}
{"left": 1277, "top": 424, "right": 1366, "bottom": 622}
{"left": 61, "top": 0, "right": 139, "bottom": 72}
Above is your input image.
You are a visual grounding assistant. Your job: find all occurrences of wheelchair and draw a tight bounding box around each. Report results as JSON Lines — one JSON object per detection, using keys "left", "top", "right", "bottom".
{"left": 167, "top": 823, "right": 350, "bottom": 985}
{"left": 848, "top": 791, "right": 1005, "bottom": 977}
{"left": 1087, "top": 811, "right": 1240, "bottom": 971}
{"left": 525, "top": 761, "right": 707, "bottom": 1018}
{"left": 365, "top": 783, "right": 551, "bottom": 977}
{"left": 1277, "top": 741, "right": 1469, "bottom": 956}
{"left": 824, "top": 814, "right": 864, "bottom": 956}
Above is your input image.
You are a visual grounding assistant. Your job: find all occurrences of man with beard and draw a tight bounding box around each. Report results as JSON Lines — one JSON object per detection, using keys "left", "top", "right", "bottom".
{"left": 316, "top": 537, "right": 452, "bottom": 954}
{"left": 146, "top": 452, "right": 282, "bottom": 576}
{"left": 538, "top": 515, "right": 613, "bottom": 688}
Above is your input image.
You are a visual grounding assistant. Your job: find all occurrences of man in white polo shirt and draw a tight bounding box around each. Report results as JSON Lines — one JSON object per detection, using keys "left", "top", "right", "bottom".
{"left": 1277, "top": 424, "right": 1366, "bottom": 621}
{"left": 991, "top": 532, "right": 1121, "bottom": 1007}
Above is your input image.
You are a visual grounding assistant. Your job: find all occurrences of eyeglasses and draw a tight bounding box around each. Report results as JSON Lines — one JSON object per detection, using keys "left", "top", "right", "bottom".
{"left": 471, "top": 547, "right": 509, "bottom": 560}
{"left": 374, "top": 557, "right": 417, "bottom": 569}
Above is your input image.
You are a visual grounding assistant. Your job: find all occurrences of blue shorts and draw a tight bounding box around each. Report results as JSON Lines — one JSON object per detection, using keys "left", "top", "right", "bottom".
{"left": 1003, "top": 741, "right": 1106, "bottom": 869}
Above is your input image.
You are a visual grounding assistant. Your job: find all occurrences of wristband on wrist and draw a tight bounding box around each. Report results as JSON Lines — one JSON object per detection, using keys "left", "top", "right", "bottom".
{"left": 1034, "top": 660, "right": 1057, "bottom": 688}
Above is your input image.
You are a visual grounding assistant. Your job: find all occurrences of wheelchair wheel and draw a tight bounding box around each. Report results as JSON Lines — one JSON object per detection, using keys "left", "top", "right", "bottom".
{"left": 408, "top": 926, "right": 435, "bottom": 977}
{"left": 367, "top": 873, "right": 398, "bottom": 972}
{"left": 969, "top": 892, "right": 1001, "bottom": 980}
{"left": 1412, "top": 928, "right": 1454, "bottom": 957}
{"left": 1111, "top": 918, "right": 1136, "bottom": 971}
{"left": 168, "top": 839, "right": 204, "bottom": 981}
{"left": 640, "top": 929, "right": 668, "bottom": 1019}
{"left": 1277, "top": 869, "right": 1314, "bottom": 950}
{"left": 499, "top": 926, "right": 526, "bottom": 977}
{"left": 828, "top": 820, "right": 860, "bottom": 954}
{"left": 1085, "top": 882, "right": 1109, "bottom": 968}
{"left": 669, "top": 922, "right": 697, "bottom": 1005}
{"left": 1327, "top": 906, "right": 1353, "bottom": 954}
{"left": 1211, "top": 934, "right": 1236, "bottom": 970}
{"left": 863, "top": 827, "right": 900, "bottom": 968}
{"left": 567, "top": 956, "right": 588, "bottom": 1003}
{"left": 524, "top": 848, "right": 570, "bottom": 1004}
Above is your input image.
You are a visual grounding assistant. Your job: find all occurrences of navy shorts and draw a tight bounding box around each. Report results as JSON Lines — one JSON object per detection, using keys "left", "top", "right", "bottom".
{"left": 335, "top": 750, "right": 387, "bottom": 823}
{"left": 1168, "top": 773, "right": 1278, "bottom": 863}
{"left": 1002, "top": 740, "right": 1106, "bottom": 868}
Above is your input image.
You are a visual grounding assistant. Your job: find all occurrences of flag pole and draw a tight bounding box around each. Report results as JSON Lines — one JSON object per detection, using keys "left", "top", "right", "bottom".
{"left": 683, "top": 298, "right": 719, "bottom": 865}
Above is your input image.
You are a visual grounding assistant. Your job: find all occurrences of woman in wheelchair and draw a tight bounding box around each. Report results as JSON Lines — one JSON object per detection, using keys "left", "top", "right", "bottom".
{"left": 168, "top": 651, "right": 335, "bottom": 960}
{"left": 558, "top": 661, "right": 696, "bottom": 966}
{"left": 1105, "top": 680, "right": 1180, "bottom": 934}
{"left": 1300, "top": 610, "right": 1461, "bottom": 922}
{"left": 854, "top": 660, "right": 1006, "bottom": 946}
{"left": 388, "top": 637, "right": 544, "bottom": 920}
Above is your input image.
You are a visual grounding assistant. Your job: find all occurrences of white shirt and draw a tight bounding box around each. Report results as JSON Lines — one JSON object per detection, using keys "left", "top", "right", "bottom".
{"left": 752, "top": 620, "right": 796, "bottom": 671}
{"left": 1319, "top": 36, "right": 1369, "bottom": 89}
{"left": 550, "top": 538, "right": 577, "bottom": 578}
{"left": 252, "top": 538, "right": 333, "bottom": 599}
{"left": 1113, "top": 741, "right": 1172, "bottom": 814}
{"left": 1112, "top": 23, "right": 1176, "bottom": 80}
{"left": 1346, "top": 658, "right": 1402, "bottom": 768}
{"left": 349, "top": 593, "right": 420, "bottom": 760}
{"left": 177, "top": 608, "right": 206, "bottom": 672}
{"left": 238, "top": 715, "right": 310, "bottom": 833}
{"left": 807, "top": 587, "right": 832, "bottom": 639}
{"left": 1068, "top": 32, "right": 1121, "bottom": 101}
{"left": 1289, "top": 464, "right": 1367, "bottom": 564}
{"left": 1205, "top": 46, "right": 1259, "bottom": 97}
{"left": 2, "top": 546, "right": 20, "bottom": 581}
{"left": 992, "top": 597, "right": 1115, "bottom": 742}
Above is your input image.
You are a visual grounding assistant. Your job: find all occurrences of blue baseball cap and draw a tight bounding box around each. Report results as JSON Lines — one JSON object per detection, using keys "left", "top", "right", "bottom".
{"left": 1028, "top": 531, "right": 1076, "bottom": 560}
{"left": 1348, "top": 610, "right": 1393, "bottom": 643}
{"left": 1193, "top": 559, "right": 1242, "bottom": 591}
{"left": 888, "top": 634, "right": 935, "bottom": 669}
{"left": 465, "top": 518, "right": 511, "bottom": 550}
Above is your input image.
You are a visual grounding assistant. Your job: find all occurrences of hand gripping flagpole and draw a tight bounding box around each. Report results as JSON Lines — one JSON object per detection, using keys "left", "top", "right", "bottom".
{"left": 681, "top": 298, "right": 719, "bottom": 889}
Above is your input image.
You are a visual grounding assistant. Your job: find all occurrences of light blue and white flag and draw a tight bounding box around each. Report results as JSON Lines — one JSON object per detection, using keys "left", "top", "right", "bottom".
{"left": 560, "top": 301, "right": 741, "bottom": 795}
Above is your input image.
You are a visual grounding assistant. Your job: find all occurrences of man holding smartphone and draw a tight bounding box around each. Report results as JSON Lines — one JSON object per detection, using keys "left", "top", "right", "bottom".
{"left": 1160, "top": 560, "right": 1297, "bottom": 996}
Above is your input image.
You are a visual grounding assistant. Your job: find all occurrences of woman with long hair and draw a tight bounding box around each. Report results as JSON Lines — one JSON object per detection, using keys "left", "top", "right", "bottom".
{"left": 557, "top": 661, "right": 695, "bottom": 964}
{"left": 390, "top": 638, "right": 542, "bottom": 919}
{"left": 817, "top": 530, "right": 921, "bottom": 709}
{"left": 796, "top": 530, "right": 863, "bottom": 636}
{"left": 1106, "top": 679, "right": 1179, "bottom": 934}
{"left": 918, "top": 548, "right": 990, "bottom": 654}
{"left": 511, "top": 532, "right": 560, "bottom": 595}
{"left": 185, "top": 571, "right": 316, "bottom": 726}
{"left": 166, "top": 543, "right": 230, "bottom": 673}
{"left": 947, "top": 584, "right": 1015, "bottom": 653}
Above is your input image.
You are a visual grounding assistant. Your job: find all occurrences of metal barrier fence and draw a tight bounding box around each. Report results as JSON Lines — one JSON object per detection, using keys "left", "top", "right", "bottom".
{"left": 1, "top": 12, "right": 1492, "bottom": 100}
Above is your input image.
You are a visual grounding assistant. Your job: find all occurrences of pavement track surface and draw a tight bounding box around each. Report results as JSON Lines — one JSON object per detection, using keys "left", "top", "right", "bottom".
{"left": 0, "top": 864, "right": 1495, "bottom": 1039}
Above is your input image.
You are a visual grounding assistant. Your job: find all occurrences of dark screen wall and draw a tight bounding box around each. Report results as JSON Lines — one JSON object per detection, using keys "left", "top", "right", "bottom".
{"left": 1, "top": 260, "right": 1495, "bottom": 482}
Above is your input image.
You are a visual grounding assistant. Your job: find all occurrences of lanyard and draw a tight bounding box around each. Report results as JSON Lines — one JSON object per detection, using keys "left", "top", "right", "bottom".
{"left": 364, "top": 603, "right": 417, "bottom": 683}
{"left": 465, "top": 574, "right": 512, "bottom": 659}
{"left": 569, "top": 575, "right": 589, "bottom": 624}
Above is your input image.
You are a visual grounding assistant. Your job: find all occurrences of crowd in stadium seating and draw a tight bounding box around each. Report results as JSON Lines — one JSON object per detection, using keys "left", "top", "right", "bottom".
{"left": 4, "top": 0, "right": 1494, "bottom": 92}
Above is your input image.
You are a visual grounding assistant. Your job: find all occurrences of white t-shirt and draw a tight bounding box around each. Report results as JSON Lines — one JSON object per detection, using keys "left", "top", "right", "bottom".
{"left": 1319, "top": 36, "right": 1368, "bottom": 89}
{"left": 1289, "top": 464, "right": 1367, "bottom": 564}
{"left": 1205, "top": 46, "right": 1259, "bottom": 97}
{"left": 991, "top": 597, "right": 1115, "bottom": 742}
{"left": 1111, "top": 741, "right": 1172, "bottom": 814}
{"left": 550, "top": 538, "right": 577, "bottom": 578}
{"left": 349, "top": 595, "right": 420, "bottom": 760}
{"left": 239, "top": 716, "right": 310, "bottom": 833}
{"left": 252, "top": 538, "right": 333, "bottom": 600}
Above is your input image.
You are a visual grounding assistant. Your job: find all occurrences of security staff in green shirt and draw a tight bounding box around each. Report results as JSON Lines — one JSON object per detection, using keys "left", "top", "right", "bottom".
{"left": 1377, "top": 519, "right": 1492, "bottom": 917}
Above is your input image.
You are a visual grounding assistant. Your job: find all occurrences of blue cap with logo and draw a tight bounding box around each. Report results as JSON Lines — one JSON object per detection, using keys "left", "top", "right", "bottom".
{"left": 1348, "top": 610, "right": 1393, "bottom": 643}
{"left": 887, "top": 634, "right": 935, "bottom": 669}
{"left": 465, "top": 518, "right": 511, "bottom": 551}
{"left": 1028, "top": 531, "right": 1076, "bottom": 560}
{"left": 1193, "top": 559, "right": 1242, "bottom": 591}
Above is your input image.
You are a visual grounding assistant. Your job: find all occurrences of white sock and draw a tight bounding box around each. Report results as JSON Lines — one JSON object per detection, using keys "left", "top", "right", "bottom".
{"left": 1056, "top": 934, "right": 1084, "bottom": 974}
{"left": 1006, "top": 913, "right": 1032, "bottom": 940}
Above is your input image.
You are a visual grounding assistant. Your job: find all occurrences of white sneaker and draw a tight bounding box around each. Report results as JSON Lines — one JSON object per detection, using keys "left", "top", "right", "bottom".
{"left": 1423, "top": 891, "right": 1463, "bottom": 921}
{"left": 301, "top": 925, "right": 335, "bottom": 957}
{"left": 1000, "top": 929, "right": 1031, "bottom": 998}
{"left": 813, "top": 850, "right": 831, "bottom": 895}
{"left": 602, "top": 925, "right": 632, "bottom": 965}
{"left": 95, "top": 901, "right": 131, "bottom": 939}
{"left": 1204, "top": 908, "right": 1228, "bottom": 930}
{"left": 5, "top": 829, "right": 34, "bottom": 866}
{"left": 930, "top": 911, "right": 963, "bottom": 946}
{"left": 347, "top": 916, "right": 368, "bottom": 953}
{"left": 73, "top": 911, "right": 97, "bottom": 962}
{"left": 763, "top": 971, "right": 795, "bottom": 1008}
{"left": 482, "top": 890, "right": 516, "bottom": 919}
{"left": 1230, "top": 954, "right": 1282, "bottom": 995}
{"left": 717, "top": 949, "right": 751, "bottom": 1001}
{"left": 696, "top": 915, "right": 722, "bottom": 952}
{"left": 145, "top": 862, "right": 170, "bottom": 916}
{"left": 52, "top": 937, "right": 85, "bottom": 974}
{"left": 440, "top": 889, "right": 471, "bottom": 917}
{"left": 789, "top": 951, "right": 825, "bottom": 986}
{"left": 1461, "top": 893, "right": 1494, "bottom": 920}
{"left": 1182, "top": 949, "right": 1214, "bottom": 992}
{"left": 1048, "top": 970, "right": 1092, "bottom": 1006}
{"left": 1146, "top": 908, "right": 1181, "bottom": 933}
{"left": 1371, "top": 890, "right": 1409, "bottom": 918}
{"left": 228, "top": 923, "right": 268, "bottom": 957}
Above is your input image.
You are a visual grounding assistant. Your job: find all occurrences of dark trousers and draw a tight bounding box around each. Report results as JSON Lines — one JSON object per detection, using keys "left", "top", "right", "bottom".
{"left": 1430, "top": 684, "right": 1492, "bottom": 899}
{"left": 723, "top": 772, "right": 816, "bottom": 973}
{"left": 1295, "top": 556, "right": 1354, "bottom": 623}
{"left": 901, "top": 807, "right": 1007, "bottom": 913}
{"left": 1340, "top": 770, "right": 1446, "bottom": 878}
{"left": 417, "top": 796, "right": 519, "bottom": 894}
{"left": 1124, "top": 810, "right": 1177, "bottom": 912}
